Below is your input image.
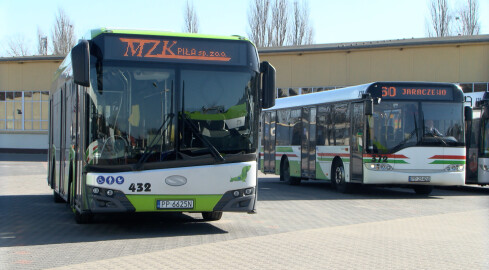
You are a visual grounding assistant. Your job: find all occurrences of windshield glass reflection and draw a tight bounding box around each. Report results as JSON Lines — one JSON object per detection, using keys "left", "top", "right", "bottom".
{"left": 85, "top": 64, "right": 258, "bottom": 167}
{"left": 367, "top": 101, "right": 464, "bottom": 154}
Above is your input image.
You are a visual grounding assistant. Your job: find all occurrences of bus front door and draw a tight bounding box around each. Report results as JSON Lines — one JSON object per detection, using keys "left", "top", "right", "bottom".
{"left": 351, "top": 103, "right": 364, "bottom": 182}
{"left": 263, "top": 112, "right": 276, "bottom": 173}
{"left": 301, "top": 107, "right": 316, "bottom": 178}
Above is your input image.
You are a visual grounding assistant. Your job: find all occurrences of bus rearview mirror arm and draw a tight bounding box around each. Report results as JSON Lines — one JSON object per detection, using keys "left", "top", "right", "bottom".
{"left": 464, "top": 106, "right": 473, "bottom": 121}
{"left": 72, "top": 40, "right": 90, "bottom": 87}
{"left": 260, "top": 61, "right": 276, "bottom": 109}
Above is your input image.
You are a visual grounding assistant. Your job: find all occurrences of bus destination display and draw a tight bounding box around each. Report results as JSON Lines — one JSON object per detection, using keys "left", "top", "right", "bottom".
{"left": 379, "top": 85, "right": 453, "bottom": 100}
{"left": 103, "top": 35, "right": 246, "bottom": 65}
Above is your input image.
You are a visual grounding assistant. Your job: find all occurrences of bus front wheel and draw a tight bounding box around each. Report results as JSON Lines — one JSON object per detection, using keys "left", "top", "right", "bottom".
{"left": 413, "top": 185, "right": 433, "bottom": 195}
{"left": 74, "top": 211, "right": 94, "bottom": 224}
{"left": 202, "top": 211, "right": 223, "bottom": 221}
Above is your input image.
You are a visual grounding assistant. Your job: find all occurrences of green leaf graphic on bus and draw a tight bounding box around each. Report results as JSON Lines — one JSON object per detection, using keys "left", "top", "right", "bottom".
{"left": 230, "top": 166, "right": 251, "bottom": 182}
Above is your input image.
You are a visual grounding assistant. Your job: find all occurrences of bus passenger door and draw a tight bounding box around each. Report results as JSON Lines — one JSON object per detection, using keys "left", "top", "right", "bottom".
{"left": 263, "top": 112, "right": 276, "bottom": 173}
{"left": 301, "top": 107, "right": 316, "bottom": 178}
{"left": 351, "top": 103, "right": 364, "bottom": 182}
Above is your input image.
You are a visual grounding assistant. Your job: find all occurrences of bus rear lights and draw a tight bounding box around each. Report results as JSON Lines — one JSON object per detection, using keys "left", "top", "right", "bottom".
{"left": 92, "top": 187, "right": 100, "bottom": 194}
{"left": 480, "top": 165, "right": 488, "bottom": 171}
{"left": 106, "top": 190, "right": 114, "bottom": 197}
{"left": 444, "top": 164, "right": 464, "bottom": 172}
{"left": 368, "top": 163, "right": 393, "bottom": 171}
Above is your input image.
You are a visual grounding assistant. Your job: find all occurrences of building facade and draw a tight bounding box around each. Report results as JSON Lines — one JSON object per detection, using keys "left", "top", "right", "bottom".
{"left": 0, "top": 56, "right": 63, "bottom": 152}
{"left": 259, "top": 35, "right": 489, "bottom": 98}
{"left": 0, "top": 35, "right": 488, "bottom": 151}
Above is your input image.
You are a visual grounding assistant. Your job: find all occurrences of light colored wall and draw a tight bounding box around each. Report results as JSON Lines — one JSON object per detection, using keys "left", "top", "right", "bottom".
{"left": 0, "top": 60, "right": 61, "bottom": 91}
{"left": 260, "top": 42, "right": 489, "bottom": 89}
{"left": 0, "top": 133, "right": 48, "bottom": 149}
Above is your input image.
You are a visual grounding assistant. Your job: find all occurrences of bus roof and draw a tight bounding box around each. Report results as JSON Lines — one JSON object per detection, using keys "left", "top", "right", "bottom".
{"left": 84, "top": 28, "right": 250, "bottom": 42}
{"left": 265, "top": 81, "right": 462, "bottom": 111}
{"left": 265, "top": 83, "right": 374, "bottom": 111}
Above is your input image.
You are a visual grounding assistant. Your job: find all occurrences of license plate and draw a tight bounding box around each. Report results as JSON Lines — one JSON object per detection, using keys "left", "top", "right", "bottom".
{"left": 157, "top": 200, "right": 194, "bottom": 209}
{"left": 409, "top": 176, "right": 431, "bottom": 182}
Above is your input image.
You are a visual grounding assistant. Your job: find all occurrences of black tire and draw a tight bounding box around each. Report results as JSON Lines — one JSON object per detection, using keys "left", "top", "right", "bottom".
{"left": 332, "top": 161, "right": 352, "bottom": 193}
{"left": 281, "top": 159, "right": 301, "bottom": 185}
{"left": 53, "top": 190, "right": 64, "bottom": 203}
{"left": 74, "top": 211, "right": 94, "bottom": 224}
{"left": 202, "top": 211, "right": 223, "bottom": 221}
{"left": 413, "top": 185, "right": 433, "bottom": 195}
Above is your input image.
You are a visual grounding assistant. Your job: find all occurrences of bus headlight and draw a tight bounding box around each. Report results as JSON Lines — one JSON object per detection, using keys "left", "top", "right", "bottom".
{"left": 368, "top": 163, "right": 393, "bottom": 171}
{"left": 480, "top": 165, "right": 489, "bottom": 171}
{"left": 444, "top": 164, "right": 464, "bottom": 172}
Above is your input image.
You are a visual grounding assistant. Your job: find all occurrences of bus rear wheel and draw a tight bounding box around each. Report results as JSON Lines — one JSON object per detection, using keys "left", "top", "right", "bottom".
{"left": 53, "top": 190, "right": 64, "bottom": 203}
{"left": 413, "top": 185, "right": 433, "bottom": 195}
{"left": 202, "top": 211, "right": 223, "bottom": 221}
{"left": 281, "top": 159, "right": 301, "bottom": 185}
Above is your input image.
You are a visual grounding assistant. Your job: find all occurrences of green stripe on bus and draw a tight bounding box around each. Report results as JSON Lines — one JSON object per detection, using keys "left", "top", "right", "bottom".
{"left": 89, "top": 28, "right": 248, "bottom": 41}
{"left": 276, "top": 147, "right": 293, "bottom": 152}
{"left": 429, "top": 160, "right": 466, "bottom": 165}
{"left": 126, "top": 194, "right": 223, "bottom": 212}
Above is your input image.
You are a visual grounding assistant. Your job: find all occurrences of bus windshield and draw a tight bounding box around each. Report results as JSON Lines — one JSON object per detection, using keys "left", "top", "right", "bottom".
{"left": 85, "top": 63, "right": 259, "bottom": 166}
{"left": 367, "top": 101, "right": 464, "bottom": 154}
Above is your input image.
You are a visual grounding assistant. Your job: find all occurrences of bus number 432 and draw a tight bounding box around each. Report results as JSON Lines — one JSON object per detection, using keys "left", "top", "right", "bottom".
{"left": 129, "top": 183, "right": 151, "bottom": 192}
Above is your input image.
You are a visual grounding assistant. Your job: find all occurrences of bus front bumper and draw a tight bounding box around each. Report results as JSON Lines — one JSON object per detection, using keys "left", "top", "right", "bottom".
{"left": 86, "top": 186, "right": 256, "bottom": 213}
{"left": 363, "top": 170, "right": 465, "bottom": 186}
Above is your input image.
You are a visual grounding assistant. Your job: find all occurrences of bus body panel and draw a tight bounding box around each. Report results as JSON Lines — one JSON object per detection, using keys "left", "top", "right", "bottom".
{"left": 275, "top": 146, "right": 301, "bottom": 178}
{"left": 316, "top": 145, "right": 351, "bottom": 181}
{"left": 48, "top": 29, "right": 263, "bottom": 221}
{"left": 85, "top": 162, "right": 256, "bottom": 212}
{"left": 363, "top": 147, "right": 465, "bottom": 185}
{"left": 264, "top": 82, "right": 466, "bottom": 191}
{"left": 478, "top": 158, "right": 489, "bottom": 184}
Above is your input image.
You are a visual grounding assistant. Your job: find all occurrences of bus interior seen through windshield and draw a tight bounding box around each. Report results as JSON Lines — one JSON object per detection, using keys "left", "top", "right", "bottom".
{"left": 86, "top": 63, "right": 260, "bottom": 167}
{"left": 367, "top": 100, "right": 465, "bottom": 154}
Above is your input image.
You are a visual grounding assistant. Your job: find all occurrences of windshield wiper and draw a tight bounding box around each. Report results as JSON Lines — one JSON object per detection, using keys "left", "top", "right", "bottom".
{"left": 180, "top": 113, "right": 225, "bottom": 163}
{"left": 135, "top": 113, "right": 175, "bottom": 170}
{"left": 179, "top": 80, "right": 225, "bottom": 163}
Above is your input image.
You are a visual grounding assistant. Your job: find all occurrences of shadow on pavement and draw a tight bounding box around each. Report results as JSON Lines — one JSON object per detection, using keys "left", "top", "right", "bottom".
{"left": 257, "top": 177, "right": 489, "bottom": 201}
{"left": 0, "top": 194, "right": 227, "bottom": 248}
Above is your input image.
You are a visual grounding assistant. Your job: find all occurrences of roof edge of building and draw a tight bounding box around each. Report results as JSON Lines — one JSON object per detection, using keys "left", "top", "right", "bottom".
{"left": 0, "top": 55, "right": 66, "bottom": 62}
{"left": 258, "top": 34, "right": 489, "bottom": 54}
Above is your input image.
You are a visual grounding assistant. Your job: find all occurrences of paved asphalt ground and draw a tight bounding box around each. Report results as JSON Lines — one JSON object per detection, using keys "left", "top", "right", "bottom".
{"left": 0, "top": 153, "right": 488, "bottom": 269}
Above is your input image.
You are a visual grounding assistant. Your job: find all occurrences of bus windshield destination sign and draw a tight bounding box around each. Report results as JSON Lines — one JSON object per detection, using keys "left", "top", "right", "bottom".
{"left": 379, "top": 85, "right": 453, "bottom": 101}
{"left": 102, "top": 35, "right": 246, "bottom": 65}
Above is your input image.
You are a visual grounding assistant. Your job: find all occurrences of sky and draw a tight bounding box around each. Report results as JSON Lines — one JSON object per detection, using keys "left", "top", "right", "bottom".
{"left": 0, "top": 0, "right": 488, "bottom": 56}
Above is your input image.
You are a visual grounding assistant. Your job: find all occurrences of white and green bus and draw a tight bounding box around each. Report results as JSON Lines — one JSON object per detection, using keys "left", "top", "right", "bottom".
{"left": 465, "top": 92, "right": 489, "bottom": 185}
{"left": 261, "top": 82, "right": 469, "bottom": 195}
{"left": 48, "top": 28, "right": 275, "bottom": 223}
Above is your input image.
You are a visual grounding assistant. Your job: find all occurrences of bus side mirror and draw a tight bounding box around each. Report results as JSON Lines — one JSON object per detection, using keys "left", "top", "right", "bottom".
{"left": 364, "top": 99, "right": 373, "bottom": 116}
{"left": 260, "top": 61, "right": 276, "bottom": 109}
{"left": 71, "top": 40, "right": 90, "bottom": 87}
{"left": 464, "top": 106, "right": 473, "bottom": 121}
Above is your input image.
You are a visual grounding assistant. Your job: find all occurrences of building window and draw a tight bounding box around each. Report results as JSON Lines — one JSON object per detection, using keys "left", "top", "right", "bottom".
{"left": 474, "top": 83, "right": 488, "bottom": 92}
{"left": 0, "top": 91, "right": 49, "bottom": 131}
{"left": 289, "top": 88, "right": 299, "bottom": 96}
{"left": 459, "top": 82, "right": 489, "bottom": 93}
